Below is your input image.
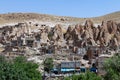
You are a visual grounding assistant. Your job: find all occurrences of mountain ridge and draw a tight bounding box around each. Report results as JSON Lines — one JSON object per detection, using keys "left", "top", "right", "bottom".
{"left": 0, "top": 11, "right": 120, "bottom": 25}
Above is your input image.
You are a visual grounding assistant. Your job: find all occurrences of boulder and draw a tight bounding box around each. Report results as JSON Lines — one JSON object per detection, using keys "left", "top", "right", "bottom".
{"left": 117, "top": 23, "right": 120, "bottom": 33}
{"left": 64, "top": 25, "right": 74, "bottom": 40}
{"left": 40, "top": 30, "right": 49, "bottom": 44}
{"left": 52, "top": 24, "right": 64, "bottom": 41}
{"left": 107, "top": 20, "right": 117, "bottom": 34}
{"left": 84, "top": 20, "right": 94, "bottom": 29}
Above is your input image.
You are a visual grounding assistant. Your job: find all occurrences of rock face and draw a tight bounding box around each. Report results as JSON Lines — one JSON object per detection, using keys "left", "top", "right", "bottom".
{"left": 51, "top": 24, "right": 67, "bottom": 47}
{"left": 64, "top": 20, "right": 120, "bottom": 50}
{"left": 1, "top": 20, "right": 120, "bottom": 51}
{"left": 85, "top": 20, "right": 94, "bottom": 29}
{"left": 64, "top": 25, "right": 74, "bottom": 40}
{"left": 40, "top": 30, "right": 49, "bottom": 44}
{"left": 52, "top": 24, "right": 64, "bottom": 41}
{"left": 107, "top": 20, "right": 117, "bottom": 34}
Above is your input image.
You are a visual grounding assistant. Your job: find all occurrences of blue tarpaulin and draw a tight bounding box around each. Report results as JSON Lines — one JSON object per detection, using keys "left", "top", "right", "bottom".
{"left": 61, "top": 68, "right": 75, "bottom": 72}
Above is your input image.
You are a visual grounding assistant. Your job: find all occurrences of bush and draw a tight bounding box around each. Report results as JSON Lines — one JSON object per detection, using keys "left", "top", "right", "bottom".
{"left": 43, "top": 58, "right": 53, "bottom": 73}
{"left": 64, "top": 71, "right": 102, "bottom": 80}
{"left": 103, "top": 54, "right": 120, "bottom": 80}
{"left": 0, "top": 56, "right": 42, "bottom": 80}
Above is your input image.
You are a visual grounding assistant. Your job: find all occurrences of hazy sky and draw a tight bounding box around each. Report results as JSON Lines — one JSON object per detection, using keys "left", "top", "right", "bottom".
{"left": 0, "top": 0, "right": 120, "bottom": 17}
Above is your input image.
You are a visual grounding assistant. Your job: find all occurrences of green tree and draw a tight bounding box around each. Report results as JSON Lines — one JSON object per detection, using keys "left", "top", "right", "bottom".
{"left": 0, "top": 56, "right": 42, "bottom": 80}
{"left": 43, "top": 58, "right": 53, "bottom": 73}
{"left": 103, "top": 54, "right": 120, "bottom": 80}
{"left": 64, "top": 71, "right": 102, "bottom": 80}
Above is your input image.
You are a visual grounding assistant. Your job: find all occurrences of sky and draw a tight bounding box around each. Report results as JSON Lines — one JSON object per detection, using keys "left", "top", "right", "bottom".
{"left": 0, "top": 0, "right": 120, "bottom": 17}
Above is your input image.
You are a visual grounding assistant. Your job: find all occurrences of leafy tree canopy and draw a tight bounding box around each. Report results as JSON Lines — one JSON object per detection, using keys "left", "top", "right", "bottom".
{"left": 103, "top": 54, "right": 120, "bottom": 80}
{"left": 43, "top": 58, "right": 53, "bottom": 73}
{"left": 0, "top": 56, "right": 42, "bottom": 80}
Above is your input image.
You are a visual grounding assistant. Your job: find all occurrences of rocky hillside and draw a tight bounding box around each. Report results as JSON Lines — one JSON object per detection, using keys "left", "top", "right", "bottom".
{"left": 0, "top": 13, "right": 84, "bottom": 25}
{"left": 0, "top": 11, "right": 120, "bottom": 25}
{"left": 92, "top": 11, "right": 120, "bottom": 23}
